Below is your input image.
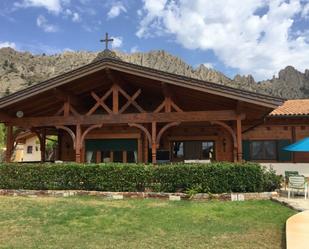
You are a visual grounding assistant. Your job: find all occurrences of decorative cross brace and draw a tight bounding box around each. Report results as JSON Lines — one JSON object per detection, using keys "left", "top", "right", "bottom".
{"left": 54, "top": 101, "right": 80, "bottom": 117}
{"left": 118, "top": 88, "right": 144, "bottom": 113}
{"left": 87, "top": 84, "right": 145, "bottom": 115}
{"left": 154, "top": 97, "right": 183, "bottom": 113}
{"left": 87, "top": 89, "right": 113, "bottom": 115}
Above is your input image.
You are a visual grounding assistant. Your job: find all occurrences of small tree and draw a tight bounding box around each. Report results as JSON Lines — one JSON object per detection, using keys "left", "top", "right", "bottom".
{"left": 4, "top": 87, "right": 10, "bottom": 96}
{"left": 3, "top": 60, "right": 9, "bottom": 68}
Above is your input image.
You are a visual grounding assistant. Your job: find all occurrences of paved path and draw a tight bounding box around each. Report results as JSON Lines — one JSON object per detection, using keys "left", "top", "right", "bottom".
{"left": 272, "top": 197, "right": 309, "bottom": 211}
{"left": 286, "top": 210, "right": 309, "bottom": 249}
{"left": 272, "top": 190, "right": 309, "bottom": 211}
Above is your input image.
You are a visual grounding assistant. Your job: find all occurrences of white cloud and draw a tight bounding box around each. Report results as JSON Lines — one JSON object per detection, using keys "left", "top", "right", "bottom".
{"left": 107, "top": 2, "right": 127, "bottom": 19}
{"left": 137, "top": 0, "right": 309, "bottom": 80}
{"left": 0, "top": 41, "right": 17, "bottom": 49}
{"left": 302, "top": 2, "right": 309, "bottom": 19}
{"left": 111, "top": 36, "right": 123, "bottom": 49}
{"left": 72, "top": 12, "right": 80, "bottom": 22}
{"left": 65, "top": 8, "right": 81, "bottom": 22}
{"left": 36, "top": 15, "right": 58, "bottom": 32}
{"left": 130, "top": 46, "right": 139, "bottom": 53}
{"left": 14, "top": 0, "right": 63, "bottom": 14}
{"left": 20, "top": 43, "right": 72, "bottom": 54}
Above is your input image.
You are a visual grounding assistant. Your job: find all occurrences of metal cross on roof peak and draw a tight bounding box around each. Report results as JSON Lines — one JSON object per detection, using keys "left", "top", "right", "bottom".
{"left": 100, "top": 32, "right": 114, "bottom": 50}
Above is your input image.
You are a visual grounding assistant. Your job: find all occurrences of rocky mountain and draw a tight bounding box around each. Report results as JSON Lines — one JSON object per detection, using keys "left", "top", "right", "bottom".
{"left": 0, "top": 47, "right": 309, "bottom": 99}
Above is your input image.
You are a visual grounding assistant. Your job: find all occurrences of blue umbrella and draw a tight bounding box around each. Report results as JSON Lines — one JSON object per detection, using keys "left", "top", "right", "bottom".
{"left": 284, "top": 137, "right": 309, "bottom": 152}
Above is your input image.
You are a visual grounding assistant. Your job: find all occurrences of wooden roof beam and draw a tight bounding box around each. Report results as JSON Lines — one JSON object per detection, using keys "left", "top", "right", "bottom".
{"left": 52, "top": 88, "right": 82, "bottom": 107}
{"left": 6, "top": 110, "right": 245, "bottom": 127}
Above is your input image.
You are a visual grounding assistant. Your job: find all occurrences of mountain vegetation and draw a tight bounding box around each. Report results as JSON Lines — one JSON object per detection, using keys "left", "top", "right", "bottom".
{"left": 0, "top": 47, "right": 309, "bottom": 99}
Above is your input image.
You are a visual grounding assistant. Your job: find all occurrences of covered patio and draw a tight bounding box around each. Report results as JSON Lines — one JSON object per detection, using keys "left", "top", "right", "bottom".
{"left": 0, "top": 50, "right": 283, "bottom": 164}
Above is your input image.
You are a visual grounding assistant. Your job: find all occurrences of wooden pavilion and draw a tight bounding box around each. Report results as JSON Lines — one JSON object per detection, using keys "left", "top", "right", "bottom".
{"left": 0, "top": 44, "right": 284, "bottom": 164}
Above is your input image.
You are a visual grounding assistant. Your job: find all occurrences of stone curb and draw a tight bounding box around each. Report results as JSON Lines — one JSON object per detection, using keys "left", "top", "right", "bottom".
{"left": 0, "top": 189, "right": 278, "bottom": 201}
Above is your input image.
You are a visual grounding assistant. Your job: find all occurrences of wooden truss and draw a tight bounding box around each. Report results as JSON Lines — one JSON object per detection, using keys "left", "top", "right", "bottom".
{"left": 87, "top": 84, "right": 145, "bottom": 115}
{"left": 4, "top": 83, "right": 245, "bottom": 164}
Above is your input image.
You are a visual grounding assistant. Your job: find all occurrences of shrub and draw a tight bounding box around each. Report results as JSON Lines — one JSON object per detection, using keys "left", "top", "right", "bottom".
{"left": 0, "top": 162, "right": 279, "bottom": 193}
{"left": 151, "top": 162, "right": 265, "bottom": 193}
{"left": 262, "top": 167, "right": 282, "bottom": 191}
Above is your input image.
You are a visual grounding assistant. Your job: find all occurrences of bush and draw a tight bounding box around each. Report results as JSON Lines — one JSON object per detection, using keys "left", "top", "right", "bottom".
{"left": 262, "top": 167, "right": 282, "bottom": 191}
{"left": 0, "top": 162, "right": 280, "bottom": 193}
{"left": 151, "top": 162, "right": 265, "bottom": 193}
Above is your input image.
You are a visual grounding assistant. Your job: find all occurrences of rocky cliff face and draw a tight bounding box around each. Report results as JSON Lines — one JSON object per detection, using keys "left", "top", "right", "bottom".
{"left": 0, "top": 47, "right": 308, "bottom": 99}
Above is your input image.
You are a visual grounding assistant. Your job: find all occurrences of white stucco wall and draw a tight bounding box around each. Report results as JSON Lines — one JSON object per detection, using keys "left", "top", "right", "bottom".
{"left": 21, "top": 136, "right": 41, "bottom": 162}
{"left": 261, "top": 163, "right": 309, "bottom": 177}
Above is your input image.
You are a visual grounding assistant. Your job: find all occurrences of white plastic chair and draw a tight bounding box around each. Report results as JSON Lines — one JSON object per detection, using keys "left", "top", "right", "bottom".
{"left": 288, "top": 176, "right": 308, "bottom": 200}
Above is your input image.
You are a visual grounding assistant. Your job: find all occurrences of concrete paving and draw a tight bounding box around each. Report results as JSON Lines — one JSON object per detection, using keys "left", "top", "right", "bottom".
{"left": 272, "top": 197, "right": 309, "bottom": 212}
{"left": 271, "top": 190, "right": 309, "bottom": 211}
{"left": 286, "top": 210, "right": 309, "bottom": 249}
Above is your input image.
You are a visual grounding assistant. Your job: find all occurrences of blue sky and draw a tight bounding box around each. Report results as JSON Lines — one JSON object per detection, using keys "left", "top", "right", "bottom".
{"left": 1, "top": 0, "right": 309, "bottom": 81}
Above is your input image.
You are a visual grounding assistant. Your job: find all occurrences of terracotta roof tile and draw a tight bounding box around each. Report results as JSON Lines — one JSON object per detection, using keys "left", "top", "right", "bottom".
{"left": 270, "top": 99, "right": 309, "bottom": 116}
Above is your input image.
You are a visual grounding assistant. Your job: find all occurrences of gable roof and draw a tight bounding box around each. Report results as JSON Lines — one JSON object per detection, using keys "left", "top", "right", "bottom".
{"left": 0, "top": 55, "right": 284, "bottom": 109}
{"left": 270, "top": 99, "right": 309, "bottom": 117}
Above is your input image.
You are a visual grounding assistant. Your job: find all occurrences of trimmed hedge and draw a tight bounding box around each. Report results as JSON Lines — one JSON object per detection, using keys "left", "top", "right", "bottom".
{"left": 0, "top": 162, "right": 280, "bottom": 193}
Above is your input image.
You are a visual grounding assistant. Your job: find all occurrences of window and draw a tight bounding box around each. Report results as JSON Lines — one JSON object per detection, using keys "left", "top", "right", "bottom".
{"left": 172, "top": 141, "right": 215, "bottom": 161}
{"left": 127, "top": 151, "right": 137, "bottom": 163}
{"left": 27, "top": 146, "right": 33, "bottom": 154}
{"left": 202, "top": 142, "right": 215, "bottom": 160}
{"left": 102, "top": 151, "right": 111, "bottom": 163}
{"left": 251, "top": 141, "right": 276, "bottom": 160}
{"left": 172, "top": 142, "right": 184, "bottom": 159}
{"left": 113, "top": 151, "right": 123, "bottom": 163}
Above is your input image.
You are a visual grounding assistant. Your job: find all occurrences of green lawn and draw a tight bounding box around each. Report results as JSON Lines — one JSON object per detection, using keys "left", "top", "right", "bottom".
{"left": 0, "top": 196, "right": 295, "bottom": 249}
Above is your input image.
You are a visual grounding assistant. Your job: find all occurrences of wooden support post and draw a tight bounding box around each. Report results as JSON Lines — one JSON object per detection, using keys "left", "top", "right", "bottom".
{"left": 112, "top": 84, "right": 119, "bottom": 114}
{"left": 143, "top": 134, "right": 149, "bottom": 163}
{"left": 151, "top": 122, "right": 157, "bottom": 164}
{"left": 123, "top": 151, "right": 127, "bottom": 163}
{"left": 137, "top": 137, "right": 143, "bottom": 163}
{"left": 110, "top": 151, "right": 114, "bottom": 162}
{"left": 96, "top": 151, "right": 101, "bottom": 163}
{"left": 57, "top": 130, "right": 62, "bottom": 160}
{"left": 81, "top": 147, "right": 85, "bottom": 163}
{"left": 165, "top": 97, "right": 172, "bottom": 112}
{"left": 75, "top": 124, "right": 82, "bottom": 163}
{"left": 40, "top": 128, "right": 46, "bottom": 162}
{"left": 64, "top": 101, "right": 70, "bottom": 117}
{"left": 236, "top": 117, "right": 243, "bottom": 162}
{"left": 5, "top": 125, "right": 13, "bottom": 163}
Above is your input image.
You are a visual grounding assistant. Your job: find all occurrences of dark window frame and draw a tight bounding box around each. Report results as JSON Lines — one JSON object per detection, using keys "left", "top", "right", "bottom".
{"left": 250, "top": 140, "right": 277, "bottom": 161}
{"left": 171, "top": 140, "right": 215, "bottom": 161}
{"left": 26, "top": 146, "right": 33, "bottom": 154}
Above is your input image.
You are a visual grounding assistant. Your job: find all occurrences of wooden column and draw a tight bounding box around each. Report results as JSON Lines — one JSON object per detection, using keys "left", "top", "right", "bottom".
{"left": 143, "top": 133, "right": 149, "bottom": 163}
{"left": 40, "top": 129, "right": 46, "bottom": 162}
{"left": 165, "top": 97, "right": 172, "bottom": 112}
{"left": 96, "top": 151, "right": 101, "bottom": 163}
{"left": 137, "top": 137, "right": 143, "bottom": 163}
{"left": 110, "top": 151, "right": 114, "bottom": 162}
{"left": 5, "top": 125, "right": 13, "bottom": 163}
{"left": 112, "top": 84, "right": 119, "bottom": 114}
{"left": 57, "top": 131, "right": 62, "bottom": 161}
{"left": 151, "top": 122, "right": 157, "bottom": 164}
{"left": 236, "top": 117, "right": 243, "bottom": 162}
{"left": 75, "top": 124, "right": 82, "bottom": 163}
{"left": 64, "top": 100, "right": 70, "bottom": 117}
{"left": 123, "top": 151, "right": 127, "bottom": 163}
